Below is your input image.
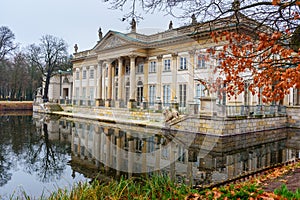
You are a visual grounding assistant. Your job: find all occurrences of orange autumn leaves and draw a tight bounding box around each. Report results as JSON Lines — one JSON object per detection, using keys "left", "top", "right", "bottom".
{"left": 209, "top": 30, "right": 300, "bottom": 103}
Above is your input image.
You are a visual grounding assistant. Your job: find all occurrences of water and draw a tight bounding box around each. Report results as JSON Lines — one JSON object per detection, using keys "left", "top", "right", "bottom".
{"left": 0, "top": 113, "right": 88, "bottom": 199}
{"left": 0, "top": 112, "right": 300, "bottom": 198}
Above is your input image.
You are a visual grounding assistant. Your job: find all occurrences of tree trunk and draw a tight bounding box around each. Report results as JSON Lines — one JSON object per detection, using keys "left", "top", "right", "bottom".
{"left": 43, "top": 74, "right": 51, "bottom": 102}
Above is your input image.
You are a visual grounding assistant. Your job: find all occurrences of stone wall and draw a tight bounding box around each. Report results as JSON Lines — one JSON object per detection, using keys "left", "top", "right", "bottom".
{"left": 61, "top": 105, "right": 164, "bottom": 123}
{"left": 286, "top": 106, "right": 300, "bottom": 128}
{"left": 169, "top": 116, "right": 287, "bottom": 136}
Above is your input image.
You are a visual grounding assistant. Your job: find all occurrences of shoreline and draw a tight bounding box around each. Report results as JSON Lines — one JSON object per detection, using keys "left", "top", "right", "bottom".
{"left": 0, "top": 101, "right": 33, "bottom": 111}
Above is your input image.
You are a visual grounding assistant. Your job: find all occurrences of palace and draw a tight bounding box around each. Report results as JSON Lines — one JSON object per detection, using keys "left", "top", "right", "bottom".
{"left": 69, "top": 15, "right": 300, "bottom": 113}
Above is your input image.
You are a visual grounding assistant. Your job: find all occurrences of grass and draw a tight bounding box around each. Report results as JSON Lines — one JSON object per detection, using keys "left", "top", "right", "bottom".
{"left": 8, "top": 161, "right": 300, "bottom": 200}
{"left": 274, "top": 184, "right": 300, "bottom": 200}
{"left": 13, "top": 175, "right": 197, "bottom": 200}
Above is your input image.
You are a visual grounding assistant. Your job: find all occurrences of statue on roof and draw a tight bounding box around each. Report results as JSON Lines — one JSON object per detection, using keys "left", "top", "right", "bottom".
{"left": 131, "top": 18, "right": 136, "bottom": 33}
{"left": 98, "top": 27, "right": 103, "bottom": 40}
{"left": 232, "top": 0, "right": 240, "bottom": 11}
{"left": 169, "top": 20, "right": 173, "bottom": 30}
{"left": 74, "top": 44, "right": 78, "bottom": 53}
{"left": 191, "top": 14, "right": 197, "bottom": 25}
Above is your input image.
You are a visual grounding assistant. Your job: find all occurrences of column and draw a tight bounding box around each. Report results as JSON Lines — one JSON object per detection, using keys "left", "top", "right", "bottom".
{"left": 156, "top": 55, "right": 163, "bottom": 99}
{"left": 96, "top": 61, "right": 104, "bottom": 106}
{"left": 79, "top": 68, "right": 83, "bottom": 106}
{"left": 105, "top": 60, "right": 113, "bottom": 107}
{"left": 86, "top": 66, "right": 90, "bottom": 106}
{"left": 188, "top": 50, "right": 195, "bottom": 103}
{"left": 171, "top": 53, "right": 179, "bottom": 110}
{"left": 143, "top": 58, "right": 149, "bottom": 109}
{"left": 128, "top": 55, "right": 136, "bottom": 109}
{"left": 72, "top": 68, "right": 76, "bottom": 105}
{"left": 155, "top": 55, "right": 163, "bottom": 110}
{"left": 188, "top": 50, "right": 196, "bottom": 113}
{"left": 117, "top": 57, "right": 124, "bottom": 108}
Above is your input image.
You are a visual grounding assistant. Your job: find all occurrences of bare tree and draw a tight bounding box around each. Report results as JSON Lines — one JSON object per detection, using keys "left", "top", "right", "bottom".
{"left": 27, "top": 35, "right": 68, "bottom": 101}
{"left": 103, "top": 0, "right": 299, "bottom": 28}
{"left": 0, "top": 26, "right": 17, "bottom": 61}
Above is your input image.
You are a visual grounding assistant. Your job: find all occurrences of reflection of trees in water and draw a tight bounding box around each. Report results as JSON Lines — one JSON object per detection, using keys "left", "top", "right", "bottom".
{"left": 0, "top": 115, "right": 70, "bottom": 186}
{"left": 22, "top": 123, "right": 70, "bottom": 182}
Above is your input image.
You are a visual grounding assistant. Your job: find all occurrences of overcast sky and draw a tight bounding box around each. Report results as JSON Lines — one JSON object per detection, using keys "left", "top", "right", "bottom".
{"left": 1, "top": 0, "right": 179, "bottom": 54}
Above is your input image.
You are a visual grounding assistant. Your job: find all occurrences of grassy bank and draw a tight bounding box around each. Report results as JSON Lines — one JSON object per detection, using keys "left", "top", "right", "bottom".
{"left": 10, "top": 160, "right": 300, "bottom": 200}
{"left": 0, "top": 101, "right": 33, "bottom": 110}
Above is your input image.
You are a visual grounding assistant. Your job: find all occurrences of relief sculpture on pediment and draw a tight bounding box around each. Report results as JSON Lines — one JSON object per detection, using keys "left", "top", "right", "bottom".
{"left": 103, "top": 36, "right": 126, "bottom": 49}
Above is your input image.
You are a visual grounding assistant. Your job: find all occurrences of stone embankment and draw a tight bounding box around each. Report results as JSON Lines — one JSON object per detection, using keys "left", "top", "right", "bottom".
{"left": 0, "top": 101, "right": 33, "bottom": 110}
{"left": 286, "top": 106, "right": 300, "bottom": 128}
{"left": 33, "top": 103, "right": 300, "bottom": 136}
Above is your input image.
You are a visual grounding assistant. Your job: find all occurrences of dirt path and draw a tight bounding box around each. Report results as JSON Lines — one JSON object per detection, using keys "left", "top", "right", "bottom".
{"left": 263, "top": 164, "right": 300, "bottom": 192}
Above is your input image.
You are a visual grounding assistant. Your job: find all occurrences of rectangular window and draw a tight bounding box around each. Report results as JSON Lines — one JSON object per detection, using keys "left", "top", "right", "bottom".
{"left": 76, "top": 71, "right": 79, "bottom": 80}
{"left": 75, "top": 87, "right": 79, "bottom": 98}
{"left": 179, "top": 84, "right": 187, "bottom": 107}
{"left": 89, "top": 69, "right": 94, "bottom": 79}
{"left": 149, "top": 85, "right": 156, "bottom": 106}
{"left": 89, "top": 87, "right": 94, "bottom": 100}
{"left": 137, "top": 63, "right": 144, "bottom": 74}
{"left": 163, "top": 85, "right": 171, "bottom": 107}
{"left": 180, "top": 57, "right": 187, "bottom": 70}
{"left": 195, "top": 84, "right": 206, "bottom": 103}
{"left": 149, "top": 61, "right": 156, "bottom": 73}
{"left": 82, "top": 70, "right": 87, "bottom": 79}
{"left": 82, "top": 87, "right": 86, "bottom": 98}
{"left": 125, "top": 87, "right": 130, "bottom": 103}
{"left": 164, "top": 59, "right": 171, "bottom": 71}
{"left": 197, "top": 54, "right": 206, "bottom": 68}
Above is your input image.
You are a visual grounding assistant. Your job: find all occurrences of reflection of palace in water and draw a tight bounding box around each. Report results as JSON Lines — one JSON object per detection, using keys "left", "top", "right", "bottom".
{"left": 34, "top": 114, "right": 300, "bottom": 186}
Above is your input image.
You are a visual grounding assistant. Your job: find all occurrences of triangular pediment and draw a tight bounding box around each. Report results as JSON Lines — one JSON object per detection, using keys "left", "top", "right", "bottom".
{"left": 94, "top": 31, "right": 141, "bottom": 51}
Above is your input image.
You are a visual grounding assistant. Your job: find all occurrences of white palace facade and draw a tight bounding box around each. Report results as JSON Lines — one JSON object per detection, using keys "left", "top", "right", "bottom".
{"left": 71, "top": 16, "right": 300, "bottom": 112}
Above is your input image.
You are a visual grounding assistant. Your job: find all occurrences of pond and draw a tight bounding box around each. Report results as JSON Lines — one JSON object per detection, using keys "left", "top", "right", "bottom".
{"left": 0, "top": 112, "right": 300, "bottom": 198}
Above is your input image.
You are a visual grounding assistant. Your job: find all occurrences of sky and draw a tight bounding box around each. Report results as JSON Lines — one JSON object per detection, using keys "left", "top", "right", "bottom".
{"left": 1, "top": 0, "right": 179, "bottom": 54}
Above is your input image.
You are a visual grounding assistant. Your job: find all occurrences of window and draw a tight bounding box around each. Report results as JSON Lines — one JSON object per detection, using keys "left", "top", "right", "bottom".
{"left": 75, "top": 87, "right": 79, "bottom": 98}
{"left": 137, "top": 63, "right": 144, "bottom": 74}
{"left": 89, "top": 87, "right": 94, "bottom": 100}
{"left": 115, "top": 66, "right": 119, "bottom": 76}
{"left": 82, "top": 87, "right": 86, "bottom": 98}
{"left": 115, "top": 80, "right": 118, "bottom": 100}
{"left": 163, "top": 85, "right": 171, "bottom": 106}
{"left": 149, "top": 85, "right": 156, "bottom": 106}
{"left": 164, "top": 59, "right": 171, "bottom": 71}
{"left": 180, "top": 57, "right": 187, "bottom": 70}
{"left": 82, "top": 70, "right": 87, "bottom": 79}
{"left": 125, "top": 65, "right": 130, "bottom": 75}
{"left": 195, "top": 84, "right": 206, "bottom": 103}
{"left": 137, "top": 81, "right": 143, "bottom": 106}
{"left": 179, "top": 84, "right": 187, "bottom": 107}
{"left": 89, "top": 69, "right": 94, "bottom": 79}
{"left": 149, "top": 61, "right": 156, "bottom": 73}
{"left": 76, "top": 71, "right": 80, "bottom": 80}
{"left": 125, "top": 81, "right": 130, "bottom": 104}
{"left": 197, "top": 54, "right": 206, "bottom": 68}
